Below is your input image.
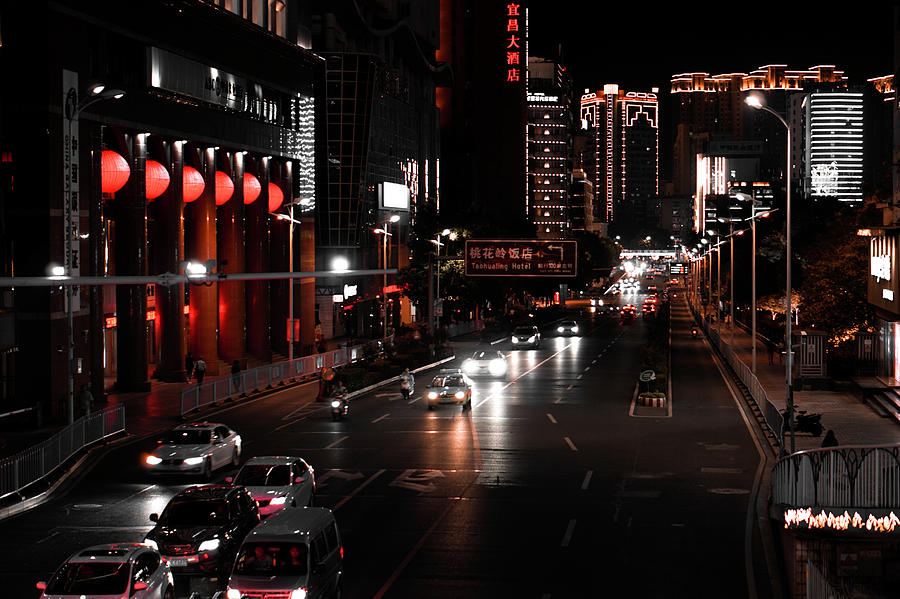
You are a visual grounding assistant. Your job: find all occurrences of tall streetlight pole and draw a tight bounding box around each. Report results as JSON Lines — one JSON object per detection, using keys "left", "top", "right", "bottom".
{"left": 747, "top": 94, "right": 794, "bottom": 455}
{"left": 374, "top": 214, "right": 399, "bottom": 340}
{"left": 62, "top": 75, "right": 124, "bottom": 424}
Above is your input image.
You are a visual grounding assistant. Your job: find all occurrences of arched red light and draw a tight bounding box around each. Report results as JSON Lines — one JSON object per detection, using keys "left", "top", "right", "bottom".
{"left": 243, "top": 172, "right": 261, "bottom": 205}
{"left": 182, "top": 166, "right": 205, "bottom": 203}
{"left": 145, "top": 160, "right": 170, "bottom": 201}
{"left": 101, "top": 150, "right": 130, "bottom": 194}
{"left": 215, "top": 171, "right": 234, "bottom": 206}
{"left": 268, "top": 182, "right": 284, "bottom": 212}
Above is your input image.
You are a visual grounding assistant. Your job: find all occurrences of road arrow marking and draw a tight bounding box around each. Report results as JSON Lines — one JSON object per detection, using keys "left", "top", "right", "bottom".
{"left": 316, "top": 469, "right": 365, "bottom": 487}
{"left": 389, "top": 469, "right": 445, "bottom": 493}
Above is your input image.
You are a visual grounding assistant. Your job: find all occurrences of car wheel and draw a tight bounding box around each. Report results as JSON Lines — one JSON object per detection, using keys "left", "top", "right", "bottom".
{"left": 332, "top": 413, "right": 339, "bottom": 421}
{"left": 427, "top": 403, "right": 434, "bottom": 411}
{"left": 231, "top": 447, "right": 240, "bottom": 467}
{"left": 164, "top": 586, "right": 175, "bottom": 599}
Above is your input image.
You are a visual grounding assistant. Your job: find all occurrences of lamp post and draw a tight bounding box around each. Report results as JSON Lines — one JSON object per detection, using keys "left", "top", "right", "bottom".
{"left": 747, "top": 93, "right": 794, "bottom": 455}
{"left": 373, "top": 214, "right": 399, "bottom": 339}
{"left": 62, "top": 77, "right": 124, "bottom": 424}
{"left": 429, "top": 229, "right": 453, "bottom": 337}
{"left": 273, "top": 207, "right": 304, "bottom": 362}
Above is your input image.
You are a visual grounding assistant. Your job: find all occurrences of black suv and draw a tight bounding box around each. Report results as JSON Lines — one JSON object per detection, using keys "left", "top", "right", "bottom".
{"left": 144, "top": 484, "right": 260, "bottom": 577}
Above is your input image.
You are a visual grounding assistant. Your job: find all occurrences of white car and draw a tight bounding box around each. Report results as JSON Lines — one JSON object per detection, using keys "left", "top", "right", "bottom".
{"left": 37, "top": 543, "right": 174, "bottom": 599}
{"left": 556, "top": 320, "right": 580, "bottom": 336}
{"left": 426, "top": 369, "right": 473, "bottom": 410}
{"left": 229, "top": 456, "right": 316, "bottom": 517}
{"left": 462, "top": 350, "right": 508, "bottom": 377}
{"left": 144, "top": 422, "right": 241, "bottom": 477}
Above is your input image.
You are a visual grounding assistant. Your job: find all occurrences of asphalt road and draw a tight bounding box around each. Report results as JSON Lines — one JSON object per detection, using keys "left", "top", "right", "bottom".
{"left": 0, "top": 284, "right": 770, "bottom": 598}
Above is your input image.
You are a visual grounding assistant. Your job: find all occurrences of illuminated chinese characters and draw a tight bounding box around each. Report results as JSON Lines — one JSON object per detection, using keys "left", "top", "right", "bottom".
{"left": 784, "top": 508, "right": 900, "bottom": 534}
{"left": 465, "top": 240, "right": 577, "bottom": 277}
{"left": 504, "top": 4, "right": 522, "bottom": 84}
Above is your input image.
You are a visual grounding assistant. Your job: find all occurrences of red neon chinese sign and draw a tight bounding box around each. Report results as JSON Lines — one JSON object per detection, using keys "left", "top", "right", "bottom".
{"left": 504, "top": 4, "right": 522, "bottom": 84}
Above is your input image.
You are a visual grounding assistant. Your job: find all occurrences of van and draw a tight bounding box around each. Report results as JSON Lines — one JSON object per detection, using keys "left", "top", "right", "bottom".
{"left": 223, "top": 506, "right": 343, "bottom": 599}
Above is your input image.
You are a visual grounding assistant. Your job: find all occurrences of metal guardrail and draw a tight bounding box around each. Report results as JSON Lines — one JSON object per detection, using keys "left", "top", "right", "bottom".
{"left": 179, "top": 338, "right": 389, "bottom": 417}
{"left": 0, "top": 404, "right": 126, "bottom": 500}
{"left": 771, "top": 444, "right": 900, "bottom": 508}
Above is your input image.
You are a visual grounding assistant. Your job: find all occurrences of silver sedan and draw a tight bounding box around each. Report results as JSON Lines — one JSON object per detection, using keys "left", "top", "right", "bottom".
{"left": 143, "top": 422, "right": 242, "bottom": 477}
{"left": 228, "top": 456, "right": 316, "bottom": 517}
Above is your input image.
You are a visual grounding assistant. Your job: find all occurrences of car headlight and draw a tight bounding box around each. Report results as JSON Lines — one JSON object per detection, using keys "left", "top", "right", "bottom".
{"left": 184, "top": 457, "right": 205, "bottom": 466}
{"left": 145, "top": 455, "right": 162, "bottom": 466}
{"left": 489, "top": 359, "right": 507, "bottom": 376}
{"left": 143, "top": 539, "right": 158, "bottom": 551}
{"left": 290, "top": 589, "right": 308, "bottom": 599}
{"left": 462, "top": 360, "right": 476, "bottom": 373}
{"left": 455, "top": 391, "right": 466, "bottom": 399}
{"left": 427, "top": 391, "right": 438, "bottom": 399}
{"left": 571, "top": 326, "right": 579, "bottom": 333}
{"left": 198, "top": 539, "right": 220, "bottom": 552}
{"left": 527, "top": 336, "right": 536, "bottom": 343}
{"left": 270, "top": 496, "right": 287, "bottom": 506}
{"left": 331, "top": 400, "right": 341, "bottom": 408}
{"left": 511, "top": 337, "right": 518, "bottom": 343}
{"left": 226, "top": 588, "right": 242, "bottom": 599}
{"left": 557, "top": 326, "right": 564, "bottom": 333}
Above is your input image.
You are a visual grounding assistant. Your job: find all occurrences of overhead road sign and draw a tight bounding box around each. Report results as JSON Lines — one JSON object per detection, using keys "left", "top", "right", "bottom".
{"left": 465, "top": 240, "right": 577, "bottom": 277}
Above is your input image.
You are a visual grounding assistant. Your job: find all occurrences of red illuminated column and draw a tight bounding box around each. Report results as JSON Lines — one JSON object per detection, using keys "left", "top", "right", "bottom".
{"left": 245, "top": 157, "right": 271, "bottom": 361}
{"left": 187, "top": 147, "right": 219, "bottom": 375}
{"left": 153, "top": 139, "right": 187, "bottom": 382}
{"left": 269, "top": 162, "right": 289, "bottom": 357}
{"left": 217, "top": 152, "right": 246, "bottom": 365}
{"left": 299, "top": 217, "right": 316, "bottom": 355}
{"left": 114, "top": 133, "right": 150, "bottom": 391}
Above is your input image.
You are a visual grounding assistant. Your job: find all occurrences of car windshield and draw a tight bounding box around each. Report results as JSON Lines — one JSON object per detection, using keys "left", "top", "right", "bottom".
{"left": 431, "top": 376, "right": 464, "bottom": 387}
{"left": 513, "top": 327, "right": 534, "bottom": 335}
{"left": 159, "top": 429, "right": 212, "bottom": 445}
{"left": 46, "top": 562, "right": 130, "bottom": 594}
{"left": 234, "top": 542, "right": 308, "bottom": 576}
{"left": 234, "top": 464, "right": 291, "bottom": 487}
{"left": 160, "top": 499, "right": 229, "bottom": 526}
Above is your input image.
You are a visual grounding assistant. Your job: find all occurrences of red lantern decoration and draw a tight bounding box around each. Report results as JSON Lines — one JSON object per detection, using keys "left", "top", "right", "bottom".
{"left": 215, "top": 171, "right": 234, "bottom": 206}
{"left": 182, "top": 166, "right": 205, "bottom": 203}
{"left": 243, "top": 172, "right": 261, "bottom": 205}
{"left": 101, "top": 150, "right": 130, "bottom": 194}
{"left": 145, "top": 160, "right": 170, "bottom": 201}
{"left": 268, "top": 182, "right": 284, "bottom": 212}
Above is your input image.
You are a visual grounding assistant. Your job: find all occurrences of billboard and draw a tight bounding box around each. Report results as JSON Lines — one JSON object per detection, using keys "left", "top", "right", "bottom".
{"left": 465, "top": 240, "right": 577, "bottom": 277}
{"left": 378, "top": 182, "right": 410, "bottom": 210}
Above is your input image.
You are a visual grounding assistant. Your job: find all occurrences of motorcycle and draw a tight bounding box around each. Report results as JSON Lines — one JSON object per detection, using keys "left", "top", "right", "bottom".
{"left": 330, "top": 388, "right": 349, "bottom": 421}
{"left": 782, "top": 407, "right": 823, "bottom": 437}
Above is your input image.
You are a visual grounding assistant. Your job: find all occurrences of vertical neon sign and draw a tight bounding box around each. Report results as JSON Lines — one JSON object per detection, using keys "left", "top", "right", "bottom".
{"left": 505, "top": 4, "right": 521, "bottom": 83}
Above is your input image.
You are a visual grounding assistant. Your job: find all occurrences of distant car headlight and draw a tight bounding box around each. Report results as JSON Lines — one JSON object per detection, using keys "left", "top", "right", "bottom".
{"left": 454, "top": 391, "right": 466, "bottom": 399}
{"left": 462, "top": 360, "right": 476, "bottom": 373}
{"left": 184, "top": 457, "right": 205, "bottom": 466}
{"left": 571, "top": 326, "right": 579, "bottom": 333}
{"left": 527, "top": 335, "right": 536, "bottom": 343}
{"left": 331, "top": 400, "right": 342, "bottom": 408}
{"left": 198, "top": 539, "right": 220, "bottom": 552}
{"left": 427, "top": 391, "right": 438, "bottom": 399}
{"left": 226, "top": 588, "right": 241, "bottom": 599}
{"left": 143, "top": 539, "right": 159, "bottom": 551}
{"left": 270, "top": 496, "right": 287, "bottom": 506}
{"left": 557, "top": 326, "right": 564, "bottom": 333}
{"left": 145, "top": 455, "right": 162, "bottom": 466}
{"left": 290, "top": 589, "right": 308, "bottom": 599}
{"left": 511, "top": 337, "right": 519, "bottom": 344}
{"left": 488, "top": 359, "right": 507, "bottom": 376}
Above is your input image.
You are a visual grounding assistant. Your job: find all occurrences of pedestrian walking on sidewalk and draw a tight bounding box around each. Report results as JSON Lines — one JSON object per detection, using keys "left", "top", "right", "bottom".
{"left": 195, "top": 356, "right": 207, "bottom": 385}
{"left": 78, "top": 384, "right": 94, "bottom": 416}
{"left": 185, "top": 352, "right": 195, "bottom": 383}
{"left": 765, "top": 339, "right": 775, "bottom": 365}
{"left": 231, "top": 360, "right": 242, "bottom": 396}
{"left": 821, "top": 430, "right": 839, "bottom": 448}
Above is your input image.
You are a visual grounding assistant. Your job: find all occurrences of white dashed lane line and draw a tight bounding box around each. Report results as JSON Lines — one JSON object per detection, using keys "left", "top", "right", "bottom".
{"left": 564, "top": 437, "right": 578, "bottom": 452}
{"left": 581, "top": 470, "right": 593, "bottom": 490}
{"left": 546, "top": 413, "right": 557, "bottom": 424}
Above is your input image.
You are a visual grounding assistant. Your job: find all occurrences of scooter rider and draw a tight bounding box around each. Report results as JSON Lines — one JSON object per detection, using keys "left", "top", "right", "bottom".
{"left": 400, "top": 368, "right": 415, "bottom": 401}
{"left": 330, "top": 380, "right": 349, "bottom": 420}
{"left": 691, "top": 326, "right": 698, "bottom": 337}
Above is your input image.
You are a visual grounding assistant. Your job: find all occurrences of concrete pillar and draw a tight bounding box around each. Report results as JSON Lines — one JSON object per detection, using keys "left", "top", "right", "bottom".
{"left": 187, "top": 146, "right": 219, "bottom": 375}
{"left": 217, "top": 152, "right": 246, "bottom": 365}
{"left": 88, "top": 126, "right": 106, "bottom": 400}
{"left": 245, "top": 157, "right": 271, "bottom": 361}
{"left": 299, "top": 217, "right": 316, "bottom": 355}
{"left": 114, "top": 133, "right": 150, "bottom": 391}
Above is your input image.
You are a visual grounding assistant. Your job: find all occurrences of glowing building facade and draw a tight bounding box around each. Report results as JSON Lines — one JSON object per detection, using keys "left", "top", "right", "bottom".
{"left": 580, "top": 86, "right": 659, "bottom": 225}
{"left": 801, "top": 90, "right": 865, "bottom": 202}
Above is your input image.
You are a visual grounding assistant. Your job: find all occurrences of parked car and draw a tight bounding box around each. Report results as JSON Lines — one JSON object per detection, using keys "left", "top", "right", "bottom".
{"left": 144, "top": 485, "right": 260, "bottom": 578}
{"left": 462, "top": 350, "right": 508, "bottom": 377}
{"left": 36, "top": 543, "right": 174, "bottom": 599}
{"left": 144, "top": 422, "right": 242, "bottom": 477}
{"left": 228, "top": 456, "right": 316, "bottom": 517}
{"left": 510, "top": 325, "right": 541, "bottom": 349}
{"left": 425, "top": 369, "right": 473, "bottom": 411}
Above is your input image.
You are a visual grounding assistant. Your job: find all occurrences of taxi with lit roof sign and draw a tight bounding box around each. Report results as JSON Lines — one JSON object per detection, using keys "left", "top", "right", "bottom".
{"left": 425, "top": 369, "right": 473, "bottom": 411}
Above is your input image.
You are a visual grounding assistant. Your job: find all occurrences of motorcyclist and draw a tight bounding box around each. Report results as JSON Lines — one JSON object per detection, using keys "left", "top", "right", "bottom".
{"left": 399, "top": 368, "right": 415, "bottom": 401}
{"left": 333, "top": 380, "right": 348, "bottom": 400}
{"left": 691, "top": 326, "right": 698, "bottom": 337}
{"left": 330, "top": 380, "right": 349, "bottom": 420}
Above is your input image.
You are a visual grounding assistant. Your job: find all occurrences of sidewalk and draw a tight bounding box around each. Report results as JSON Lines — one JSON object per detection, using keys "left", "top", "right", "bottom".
{"left": 701, "top": 317, "right": 900, "bottom": 452}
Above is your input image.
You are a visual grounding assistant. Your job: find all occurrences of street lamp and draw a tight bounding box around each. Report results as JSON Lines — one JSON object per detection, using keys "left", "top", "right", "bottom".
{"left": 374, "top": 214, "right": 399, "bottom": 339}
{"left": 747, "top": 93, "right": 795, "bottom": 454}
{"left": 62, "top": 80, "right": 124, "bottom": 424}
{"left": 272, "top": 206, "right": 305, "bottom": 361}
{"left": 429, "top": 228, "right": 454, "bottom": 341}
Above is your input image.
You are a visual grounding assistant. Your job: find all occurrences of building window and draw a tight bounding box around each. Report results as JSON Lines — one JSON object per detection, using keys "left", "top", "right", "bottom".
{"left": 543, "top": 163, "right": 550, "bottom": 169}
{"left": 543, "top": 129, "right": 551, "bottom": 135}
{"left": 270, "top": 0, "right": 286, "bottom": 37}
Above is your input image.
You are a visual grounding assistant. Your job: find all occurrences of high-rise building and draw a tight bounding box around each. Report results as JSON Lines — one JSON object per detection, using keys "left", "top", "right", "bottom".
{"left": 800, "top": 89, "right": 865, "bottom": 202}
{"left": 580, "top": 85, "right": 659, "bottom": 225}
{"left": 527, "top": 56, "right": 573, "bottom": 238}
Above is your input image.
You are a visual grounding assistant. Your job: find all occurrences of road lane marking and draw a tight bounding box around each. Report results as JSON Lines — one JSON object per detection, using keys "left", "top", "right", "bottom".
{"left": 371, "top": 413, "right": 390, "bottom": 424}
{"left": 333, "top": 469, "right": 385, "bottom": 511}
{"left": 389, "top": 469, "right": 445, "bottom": 493}
{"left": 564, "top": 437, "right": 578, "bottom": 452}
{"left": 553, "top": 396, "right": 563, "bottom": 404}
{"left": 576, "top": 374, "right": 583, "bottom": 380}
{"left": 561, "top": 519, "right": 577, "bottom": 547}
{"left": 324, "top": 436, "right": 349, "bottom": 449}
{"left": 546, "top": 413, "right": 557, "bottom": 424}
{"left": 581, "top": 470, "right": 593, "bottom": 490}
{"left": 473, "top": 342, "right": 574, "bottom": 408}
{"left": 566, "top": 384, "right": 574, "bottom": 391}
{"left": 583, "top": 366, "right": 590, "bottom": 372}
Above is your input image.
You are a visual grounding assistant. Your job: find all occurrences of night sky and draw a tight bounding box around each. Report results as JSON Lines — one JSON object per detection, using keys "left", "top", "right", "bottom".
{"left": 527, "top": 3, "right": 895, "bottom": 94}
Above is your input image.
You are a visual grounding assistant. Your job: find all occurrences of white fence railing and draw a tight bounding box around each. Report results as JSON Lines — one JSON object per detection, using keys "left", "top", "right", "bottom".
{"left": 772, "top": 445, "right": 900, "bottom": 508}
{"left": 0, "top": 404, "right": 126, "bottom": 500}
{"left": 180, "top": 338, "right": 389, "bottom": 417}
